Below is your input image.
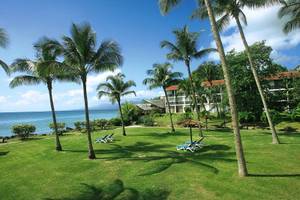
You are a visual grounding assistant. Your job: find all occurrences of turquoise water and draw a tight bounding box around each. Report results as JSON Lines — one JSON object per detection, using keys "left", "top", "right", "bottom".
{"left": 0, "top": 109, "right": 118, "bottom": 136}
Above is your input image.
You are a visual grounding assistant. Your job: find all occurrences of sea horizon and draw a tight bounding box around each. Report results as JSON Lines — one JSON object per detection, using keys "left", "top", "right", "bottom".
{"left": 0, "top": 109, "right": 118, "bottom": 137}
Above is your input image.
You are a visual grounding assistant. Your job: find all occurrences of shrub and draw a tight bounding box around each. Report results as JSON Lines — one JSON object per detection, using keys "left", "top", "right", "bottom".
{"left": 12, "top": 124, "right": 36, "bottom": 140}
{"left": 141, "top": 115, "right": 155, "bottom": 126}
{"left": 109, "top": 117, "right": 122, "bottom": 126}
{"left": 74, "top": 121, "right": 85, "bottom": 131}
{"left": 177, "top": 111, "right": 193, "bottom": 125}
{"left": 239, "top": 111, "right": 255, "bottom": 124}
{"left": 121, "top": 102, "right": 142, "bottom": 125}
{"left": 93, "top": 119, "right": 109, "bottom": 130}
{"left": 260, "top": 110, "right": 281, "bottom": 125}
{"left": 49, "top": 122, "right": 66, "bottom": 135}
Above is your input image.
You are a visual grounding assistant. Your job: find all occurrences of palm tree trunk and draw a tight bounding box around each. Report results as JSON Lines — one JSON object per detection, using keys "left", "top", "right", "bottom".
{"left": 117, "top": 99, "right": 126, "bottom": 136}
{"left": 185, "top": 60, "right": 203, "bottom": 137}
{"left": 204, "top": 0, "right": 248, "bottom": 177}
{"left": 47, "top": 81, "right": 62, "bottom": 151}
{"left": 235, "top": 16, "right": 280, "bottom": 144}
{"left": 163, "top": 87, "right": 176, "bottom": 133}
{"left": 82, "top": 77, "right": 96, "bottom": 159}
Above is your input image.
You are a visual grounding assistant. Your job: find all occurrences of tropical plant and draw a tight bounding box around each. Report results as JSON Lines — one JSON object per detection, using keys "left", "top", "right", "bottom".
{"left": 97, "top": 73, "right": 135, "bottom": 136}
{"left": 121, "top": 102, "right": 142, "bottom": 125}
{"left": 158, "top": 0, "right": 248, "bottom": 176}
{"left": 160, "top": 26, "right": 216, "bottom": 136}
{"left": 192, "top": 0, "right": 281, "bottom": 144}
{"left": 12, "top": 124, "right": 36, "bottom": 140}
{"left": 50, "top": 23, "right": 123, "bottom": 159}
{"left": 9, "top": 37, "right": 67, "bottom": 151}
{"left": 49, "top": 122, "right": 66, "bottom": 135}
{"left": 143, "top": 63, "right": 182, "bottom": 133}
{"left": 0, "top": 28, "right": 9, "bottom": 74}
{"left": 279, "top": 0, "right": 300, "bottom": 33}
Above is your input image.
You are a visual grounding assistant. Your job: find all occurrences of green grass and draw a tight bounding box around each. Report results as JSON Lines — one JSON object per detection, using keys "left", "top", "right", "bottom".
{"left": 0, "top": 127, "right": 300, "bottom": 200}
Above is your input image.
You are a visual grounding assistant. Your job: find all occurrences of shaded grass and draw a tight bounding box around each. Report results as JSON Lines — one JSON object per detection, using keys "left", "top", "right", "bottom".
{"left": 0, "top": 127, "right": 300, "bottom": 199}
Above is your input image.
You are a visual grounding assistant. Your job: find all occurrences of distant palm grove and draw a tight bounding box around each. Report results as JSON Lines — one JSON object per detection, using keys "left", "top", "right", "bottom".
{"left": 0, "top": 0, "right": 300, "bottom": 183}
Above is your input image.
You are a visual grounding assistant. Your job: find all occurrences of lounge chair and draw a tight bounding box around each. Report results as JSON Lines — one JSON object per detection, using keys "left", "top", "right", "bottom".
{"left": 95, "top": 135, "right": 108, "bottom": 143}
{"left": 106, "top": 133, "right": 114, "bottom": 142}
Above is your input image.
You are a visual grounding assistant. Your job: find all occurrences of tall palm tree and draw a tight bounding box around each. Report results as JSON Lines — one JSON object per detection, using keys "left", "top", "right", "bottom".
{"left": 158, "top": 0, "right": 248, "bottom": 177}
{"left": 143, "top": 63, "right": 182, "bottom": 133}
{"left": 9, "top": 37, "right": 68, "bottom": 151}
{"left": 160, "top": 26, "right": 216, "bottom": 136}
{"left": 97, "top": 73, "right": 136, "bottom": 136}
{"left": 0, "top": 28, "right": 9, "bottom": 74}
{"left": 192, "top": 0, "right": 280, "bottom": 144}
{"left": 279, "top": 0, "right": 300, "bottom": 33}
{"left": 53, "top": 23, "right": 123, "bottom": 159}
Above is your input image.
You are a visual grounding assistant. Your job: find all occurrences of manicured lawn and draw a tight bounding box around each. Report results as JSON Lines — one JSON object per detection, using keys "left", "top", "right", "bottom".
{"left": 0, "top": 127, "right": 300, "bottom": 200}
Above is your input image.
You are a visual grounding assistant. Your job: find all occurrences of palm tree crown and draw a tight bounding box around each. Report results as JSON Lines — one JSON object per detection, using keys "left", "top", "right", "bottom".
{"left": 279, "top": 0, "right": 300, "bottom": 33}
{"left": 160, "top": 26, "right": 215, "bottom": 65}
{"left": 97, "top": 73, "right": 136, "bottom": 103}
{"left": 143, "top": 63, "right": 182, "bottom": 89}
{"left": 0, "top": 28, "right": 9, "bottom": 74}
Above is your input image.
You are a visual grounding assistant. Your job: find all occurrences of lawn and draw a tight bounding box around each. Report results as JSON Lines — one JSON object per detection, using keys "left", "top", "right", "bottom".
{"left": 0, "top": 127, "right": 300, "bottom": 200}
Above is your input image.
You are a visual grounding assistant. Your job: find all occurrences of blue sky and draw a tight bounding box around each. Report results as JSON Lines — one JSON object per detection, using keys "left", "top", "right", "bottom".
{"left": 0, "top": 0, "right": 299, "bottom": 112}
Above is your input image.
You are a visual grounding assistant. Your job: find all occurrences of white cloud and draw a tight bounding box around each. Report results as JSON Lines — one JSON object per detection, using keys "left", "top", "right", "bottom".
{"left": 209, "top": 5, "right": 300, "bottom": 64}
{"left": 15, "top": 90, "right": 48, "bottom": 106}
{"left": 0, "top": 96, "right": 7, "bottom": 104}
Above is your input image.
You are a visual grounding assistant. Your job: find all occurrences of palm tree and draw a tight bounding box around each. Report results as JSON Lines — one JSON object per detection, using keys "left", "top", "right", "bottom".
{"left": 192, "top": 0, "right": 280, "bottom": 144}
{"left": 97, "top": 73, "right": 136, "bottom": 136}
{"left": 279, "top": 0, "right": 300, "bottom": 33}
{"left": 158, "top": 0, "right": 248, "bottom": 177}
{"left": 143, "top": 63, "right": 182, "bottom": 133}
{"left": 160, "top": 26, "right": 216, "bottom": 136}
{"left": 0, "top": 28, "right": 9, "bottom": 74}
{"left": 54, "top": 23, "right": 123, "bottom": 159}
{"left": 9, "top": 37, "right": 67, "bottom": 151}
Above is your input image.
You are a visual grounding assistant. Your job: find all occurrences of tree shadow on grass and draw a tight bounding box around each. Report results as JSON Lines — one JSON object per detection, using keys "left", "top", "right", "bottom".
{"left": 95, "top": 142, "right": 234, "bottom": 175}
{"left": 45, "top": 179, "right": 170, "bottom": 200}
{"left": 249, "top": 174, "right": 300, "bottom": 178}
{"left": 0, "top": 151, "right": 9, "bottom": 156}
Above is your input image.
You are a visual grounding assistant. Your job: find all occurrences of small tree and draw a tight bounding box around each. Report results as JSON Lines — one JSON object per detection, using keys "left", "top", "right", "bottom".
{"left": 49, "top": 122, "right": 65, "bottom": 135}
{"left": 12, "top": 124, "right": 36, "bottom": 140}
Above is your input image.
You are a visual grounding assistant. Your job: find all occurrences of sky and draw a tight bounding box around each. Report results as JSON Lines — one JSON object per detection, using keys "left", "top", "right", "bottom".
{"left": 0, "top": 0, "right": 299, "bottom": 112}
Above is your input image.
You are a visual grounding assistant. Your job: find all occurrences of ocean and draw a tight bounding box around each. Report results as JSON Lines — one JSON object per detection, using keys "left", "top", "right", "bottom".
{"left": 0, "top": 109, "right": 118, "bottom": 137}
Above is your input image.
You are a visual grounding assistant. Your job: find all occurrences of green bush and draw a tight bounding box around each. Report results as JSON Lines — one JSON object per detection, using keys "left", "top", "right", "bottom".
{"left": 177, "top": 111, "right": 193, "bottom": 125}
{"left": 239, "top": 111, "right": 255, "bottom": 124}
{"left": 121, "top": 102, "right": 142, "bottom": 125}
{"left": 74, "top": 121, "right": 85, "bottom": 131}
{"left": 109, "top": 118, "right": 122, "bottom": 126}
{"left": 141, "top": 115, "right": 155, "bottom": 126}
{"left": 261, "top": 110, "right": 281, "bottom": 125}
{"left": 49, "top": 122, "right": 66, "bottom": 135}
{"left": 12, "top": 124, "right": 36, "bottom": 140}
{"left": 93, "top": 119, "right": 110, "bottom": 130}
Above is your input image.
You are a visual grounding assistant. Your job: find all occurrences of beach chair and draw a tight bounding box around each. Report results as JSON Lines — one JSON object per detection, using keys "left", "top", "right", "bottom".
{"left": 95, "top": 135, "right": 108, "bottom": 143}
{"left": 106, "top": 133, "right": 114, "bottom": 142}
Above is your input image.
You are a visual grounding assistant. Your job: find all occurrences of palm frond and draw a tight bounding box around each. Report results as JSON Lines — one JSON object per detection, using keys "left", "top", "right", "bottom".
{"left": 0, "top": 28, "right": 9, "bottom": 48}
{"left": 158, "top": 0, "right": 182, "bottom": 15}
{"left": 9, "top": 75, "right": 41, "bottom": 88}
{"left": 10, "top": 59, "right": 36, "bottom": 74}
{"left": 0, "top": 59, "right": 10, "bottom": 75}
{"left": 217, "top": 13, "right": 231, "bottom": 31}
{"left": 194, "top": 48, "right": 217, "bottom": 58}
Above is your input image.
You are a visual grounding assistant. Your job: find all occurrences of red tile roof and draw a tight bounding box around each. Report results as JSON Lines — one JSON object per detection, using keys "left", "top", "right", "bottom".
{"left": 201, "top": 80, "right": 225, "bottom": 88}
{"left": 265, "top": 71, "right": 300, "bottom": 81}
{"left": 166, "top": 85, "right": 179, "bottom": 91}
{"left": 166, "top": 71, "right": 300, "bottom": 90}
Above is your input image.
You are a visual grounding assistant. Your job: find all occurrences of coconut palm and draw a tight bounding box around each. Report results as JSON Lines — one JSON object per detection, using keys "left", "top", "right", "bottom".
{"left": 50, "top": 23, "right": 123, "bottom": 159}
{"left": 143, "top": 63, "right": 182, "bottom": 133}
{"left": 97, "top": 73, "right": 136, "bottom": 136}
{"left": 158, "top": 0, "right": 248, "bottom": 177}
{"left": 160, "top": 26, "right": 216, "bottom": 136}
{"left": 192, "top": 0, "right": 281, "bottom": 144}
{"left": 0, "top": 28, "right": 9, "bottom": 74}
{"left": 279, "top": 0, "right": 300, "bottom": 33}
{"left": 9, "top": 37, "right": 69, "bottom": 151}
